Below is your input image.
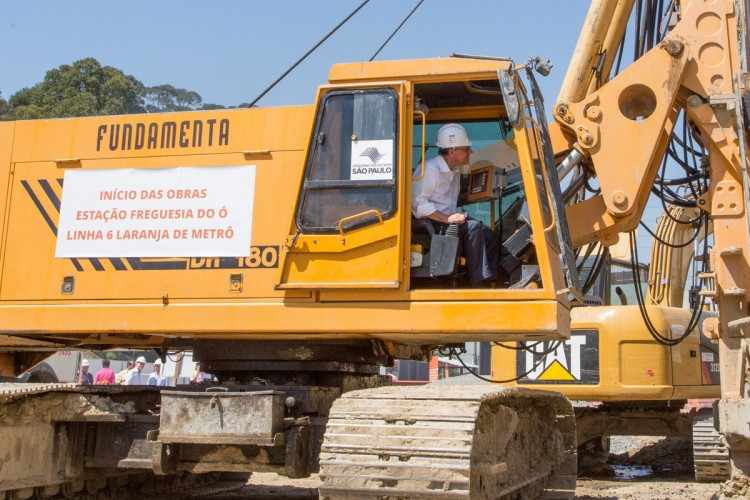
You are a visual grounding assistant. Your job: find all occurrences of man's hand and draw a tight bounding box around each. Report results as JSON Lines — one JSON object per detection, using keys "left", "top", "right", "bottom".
{"left": 447, "top": 213, "right": 467, "bottom": 224}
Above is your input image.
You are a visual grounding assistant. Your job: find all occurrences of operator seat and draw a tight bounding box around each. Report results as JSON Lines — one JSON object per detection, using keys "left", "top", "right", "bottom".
{"left": 410, "top": 219, "right": 461, "bottom": 278}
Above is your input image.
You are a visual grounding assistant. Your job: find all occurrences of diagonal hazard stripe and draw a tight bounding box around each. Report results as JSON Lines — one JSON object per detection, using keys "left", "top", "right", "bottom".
{"left": 41, "top": 178, "right": 129, "bottom": 272}
{"left": 20, "top": 180, "right": 83, "bottom": 272}
{"left": 126, "top": 258, "right": 187, "bottom": 270}
{"left": 36, "top": 179, "right": 106, "bottom": 271}
{"left": 38, "top": 179, "right": 60, "bottom": 210}
{"left": 21, "top": 180, "right": 57, "bottom": 235}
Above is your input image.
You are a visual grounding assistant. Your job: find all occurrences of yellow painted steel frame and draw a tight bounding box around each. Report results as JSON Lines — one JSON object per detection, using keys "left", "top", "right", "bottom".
{"left": 553, "top": 0, "right": 750, "bottom": 469}
{"left": 491, "top": 305, "right": 720, "bottom": 401}
{"left": 647, "top": 205, "right": 707, "bottom": 307}
{"left": 556, "top": 0, "right": 742, "bottom": 248}
{"left": 0, "top": 60, "right": 571, "bottom": 348}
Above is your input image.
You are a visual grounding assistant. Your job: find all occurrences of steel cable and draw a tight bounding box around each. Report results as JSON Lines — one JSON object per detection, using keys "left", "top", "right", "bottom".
{"left": 248, "top": 0, "right": 371, "bottom": 107}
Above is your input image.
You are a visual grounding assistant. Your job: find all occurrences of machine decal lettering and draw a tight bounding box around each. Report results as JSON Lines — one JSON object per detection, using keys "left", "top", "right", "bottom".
{"left": 350, "top": 139, "right": 394, "bottom": 180}
{"left": 23, "top": 177, "right": 277, "bottom": 272}
{"left": 95, "top": 118, "right": 230, "bottom": 152}
{"left": 516, "top": 329, "right": 599, "bottom": 384}
{"left": 55, "top": 166, "right": 254, "bottom": 258}
{"left": 699, "top": 328, "right": 721, "bottom": 385}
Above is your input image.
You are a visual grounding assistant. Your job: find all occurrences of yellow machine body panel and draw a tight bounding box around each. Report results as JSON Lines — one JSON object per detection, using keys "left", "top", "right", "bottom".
{"left": 2, "top": 106, "right": 313, "bottom": 302}
{"left": 491, "top": 305, "right": 720, "bottom": 401}
{"left": 0, "top": 58, "right": 573, "bottom": 347}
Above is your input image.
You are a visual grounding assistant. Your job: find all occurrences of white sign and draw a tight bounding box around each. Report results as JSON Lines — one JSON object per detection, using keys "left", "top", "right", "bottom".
{"left": 55, "top": 166, "right": 255, "bottom": 258}
{"left": 350, "top": 139, "right": 394, "bottom": 180}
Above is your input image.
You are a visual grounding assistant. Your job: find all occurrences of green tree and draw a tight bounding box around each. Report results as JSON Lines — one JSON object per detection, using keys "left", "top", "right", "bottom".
{"left": 0, "top": 93, "right": 8, "bottom": 117}
{"left": 142, "top": 84, "right": 201, "bottom": 113}
{"left": 2, "top": 58, "right": 224, "bottom": 120}
{"left": 199, "top": 103, "right": 227, "bottom": 110}
{"left": 7, "top": 58, "right": 145, "bottom": 119}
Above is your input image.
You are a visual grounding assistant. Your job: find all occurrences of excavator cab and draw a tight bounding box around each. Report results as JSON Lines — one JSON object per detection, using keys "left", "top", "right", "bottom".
{"left": 409, "top": 115, "right": 533, "bottom": 287}
{"left": 278, "top": 57, "right": 578, "bottom": 341}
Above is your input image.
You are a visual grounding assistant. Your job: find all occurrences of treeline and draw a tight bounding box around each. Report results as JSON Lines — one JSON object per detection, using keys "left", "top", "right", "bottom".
{"left": 0, "top": 58, "right": 243, "bottom": 120}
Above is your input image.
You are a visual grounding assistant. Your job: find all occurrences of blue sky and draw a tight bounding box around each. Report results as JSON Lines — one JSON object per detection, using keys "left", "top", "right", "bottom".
{"left": 2, "top": 1, "right": 668, "bottom": 266}
{"left": 1, "top": 1, "right": 589, "bottom": 107}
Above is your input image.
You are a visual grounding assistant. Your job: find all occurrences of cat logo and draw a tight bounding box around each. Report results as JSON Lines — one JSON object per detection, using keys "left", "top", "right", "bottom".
{"left": 515, "top": 329, "right": 599, "bottom": 385}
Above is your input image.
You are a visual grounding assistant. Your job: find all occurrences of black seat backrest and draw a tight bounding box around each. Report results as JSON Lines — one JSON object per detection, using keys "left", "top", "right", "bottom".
{"left": 411, "top": 219, "right": 459, "bottom": 279}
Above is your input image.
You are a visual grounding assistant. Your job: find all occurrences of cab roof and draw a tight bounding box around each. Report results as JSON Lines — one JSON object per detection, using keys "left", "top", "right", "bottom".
{"left": 328, "top": 56, "right": 514, "bottom": 84}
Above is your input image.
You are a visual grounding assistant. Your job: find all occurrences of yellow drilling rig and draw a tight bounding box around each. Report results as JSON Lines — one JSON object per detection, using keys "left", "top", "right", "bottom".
{"left": 0, "top": 0, "right": 748, "bottom": 498}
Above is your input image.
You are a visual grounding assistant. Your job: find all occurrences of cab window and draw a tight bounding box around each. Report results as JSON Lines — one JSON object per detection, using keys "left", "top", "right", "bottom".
{"left": 610, "top": 262, "right": 648, "bottom": 305}
{"left": 297, "top": 90, "right": 398, "bottom": 232}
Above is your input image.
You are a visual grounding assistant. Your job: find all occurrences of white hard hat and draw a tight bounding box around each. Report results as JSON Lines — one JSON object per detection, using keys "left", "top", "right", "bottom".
{"left": 81, "top": 359, "right": 90, "bottom": 367}
{"left": 436, "top": 123, "right": 471, "bottom": 149}
{"left": 153, "top": 358, "right": 162, "bottom": 366}
{"left": 136, "top": 356, "right": 147, "bottom": 364}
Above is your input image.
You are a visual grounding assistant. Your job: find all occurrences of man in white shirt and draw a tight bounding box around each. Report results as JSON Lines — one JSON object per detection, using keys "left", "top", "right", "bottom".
{"left": 124, "top": 356, "right": 148, "bottom": 385}
{"left": 412, "top": 123, "right": 498, "bottom": 286}
{"left": 147, "top": 358, "right": 168, "bottom": 387}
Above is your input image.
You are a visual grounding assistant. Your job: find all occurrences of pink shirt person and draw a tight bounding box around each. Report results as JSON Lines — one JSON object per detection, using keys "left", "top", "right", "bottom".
{"left": 94, "top": 359, "right": 116, "bottom": 385}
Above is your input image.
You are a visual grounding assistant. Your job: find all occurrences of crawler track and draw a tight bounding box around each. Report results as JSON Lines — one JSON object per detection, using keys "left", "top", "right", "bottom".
{"left": 318, "top": 385, "right": 576, "bottom": 499}
{"left": 692, "top": 409, "right": 730, "bottom": 482}
{"left": 0, "top": 383, "right": 163, "bottom": 500}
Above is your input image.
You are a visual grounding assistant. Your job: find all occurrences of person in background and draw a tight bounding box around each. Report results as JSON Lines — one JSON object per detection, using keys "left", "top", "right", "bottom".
{"left": 94, "top": 359, "right": 115, "bottom": 385}
{"left": 147, "top": 358, "right": 167, "bottom": 387}
{"left": 191, "top": 363, "right": 212, "bottom": 384}
{"left": 78, "top": 359, "right": 93, "bottom": 385}
{"left": 116, "top": 360, "right": 134, "bottom": 385}
{"left": 124, "top": 356, "right": 147, "bottom": 385}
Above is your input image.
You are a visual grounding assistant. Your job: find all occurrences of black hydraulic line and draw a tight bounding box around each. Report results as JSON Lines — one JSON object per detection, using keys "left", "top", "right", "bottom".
{"left": 640, "top": 219, "right": 702, "bottom": 248}
{"left": 493, "top": 341, "right": 564, "bottom": 357}
{"left": 612, "top": 27, "right": 627, "bottom": 77}
{"left": 658, "top": 0, "right": 675, "bottom": 40}
{"left": 248, "top": 0, "right": 371, "bottom": 107}
{"left": 577, "top": 241, "right": 600, "bottom": 274}
{"left": 641, "top": 0, "right": 652, "bottom": 54}
{"left": 658, "top": 153, "right": 704, "bottom": 225}
{"left": 643, "top": 0, "right": 655, "bottom": 52}
{"left": 682, "top": 117, "right": 692, "bottom": 172}
{"left": 667, "top": 142, "right": 701, "bottom": 173}
{"left": 450, "top": 343, "right": 562, "bottom": 384}
{"left": 659, "top": 189, "right": 702, "bottom": 224}
{"left": 583, "top": 247, "right": 609, "bottom": 294}
{"left": 659, "top": 180, "right": 699, "bottom": 206}
{"left": 493, "top": 341, "right": 528, "bottom": 351}
{"left": 584, "top": 176, "right": 601, "bottom": 194}
{"left": 634, "top": 0, "right": 643, "bottom": 60}
{"left": 656, "top": 0, "right": 665, "bottom": 41}
{"left": 563, "top": 170, "right": 589, "bottom": 203}
{"left": 670, "top": 129, "right": 706, "bottom": 159}
{"left": 657, "top": 173, "right": 705, "bottom": 186}
{"left": 629, "top": 230, "right": 705, "bottom": 345}
{"left": 369, "top": 0, "right": 424, "bottom": 61}
{"left": 650, "top": 186, "right": 698, "bottom": 207}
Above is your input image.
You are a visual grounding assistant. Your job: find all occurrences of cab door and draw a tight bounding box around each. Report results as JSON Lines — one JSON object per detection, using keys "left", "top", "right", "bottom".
{"left": 278, "top": 82, "right": 409, "bottom": 289}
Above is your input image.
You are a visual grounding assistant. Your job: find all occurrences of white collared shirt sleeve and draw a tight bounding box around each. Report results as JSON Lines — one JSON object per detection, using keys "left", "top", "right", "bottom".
{"left": 412, "top": 156, "right": 460, "bottom": 218}
{"left": 412, "top": 164, "right": 439, "bottom": 218}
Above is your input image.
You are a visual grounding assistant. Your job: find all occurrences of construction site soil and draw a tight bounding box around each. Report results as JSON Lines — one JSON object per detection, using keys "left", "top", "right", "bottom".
{"left": 183, "top": 436, "right": 728, "bottom": 499}
{"left": 182, "top": 472, "right": 721, "bottom": 499}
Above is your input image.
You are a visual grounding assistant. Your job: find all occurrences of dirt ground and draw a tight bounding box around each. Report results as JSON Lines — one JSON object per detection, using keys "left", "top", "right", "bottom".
{"left": 193, "top": 435, "right": 727, "bottom": 499}
{"left": 575, "top": 477, "right": 720, "bottom": 499}
{"left": 194, "top": 472, "right": 722, "bottom": 500}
